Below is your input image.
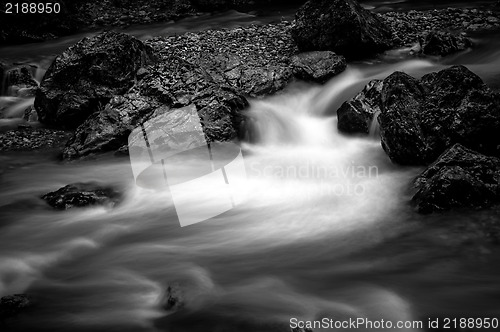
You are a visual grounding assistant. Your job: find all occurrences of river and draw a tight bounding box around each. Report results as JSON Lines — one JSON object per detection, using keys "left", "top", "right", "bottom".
{"left": 1, "top": 2, "right": 500, "bottom": 332}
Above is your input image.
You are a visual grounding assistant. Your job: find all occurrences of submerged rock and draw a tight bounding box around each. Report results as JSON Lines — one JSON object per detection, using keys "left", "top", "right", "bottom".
{"left": 35, "top": 31, "right": 156, "bottom": 129}
{"left": 290, "top": 51, "right": 347, "bottom": 83}
{"left": 413, "top": 144, "right": 500, "bottom": 213}
{"left": 162, "top": 285, "right": 184, "bottom": 311}
{"left": 337, "top": 79, "right": 383, "bottom": 134}
{"left": 291, "top": 0, "right": 393, "bottom": 59}
{"left": 338, "top": 65, "right": 500, "bottom": 165}
{"left": 42, "top": 182, "right": 123, "bottom": 210}
{"left": 420, "top": 31, "right": 472, "bottom": 56}
{"left": 0, "top": 294, "right": 33, "bottom": 319}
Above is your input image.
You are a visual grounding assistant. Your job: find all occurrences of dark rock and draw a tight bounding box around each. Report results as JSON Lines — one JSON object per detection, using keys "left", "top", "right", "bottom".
{"left": 290, "top": 51, "right": 347, "bottom": 83}
{"left": 42, "top": 182, "right": 123, "bottom": 210}
{"left": 0, "top": 294, "right": 33, "bottom": 319}
{"left": 62, "top": 93, "right": 167, "bottom": 159}
{"left": 34, "top": 31, "right": 156, "bottom": 129}
{"left": 341, "top": 65, "right": 500, "bottom": 165}
{"left": 162, "top": 285, "right": 184, "bottom": 311}
{"left": 418, "top": 66, "right": 500, "bottom": 160}
{"left": 291, "top": 0, "right": 393, "bottom": 59}
{"left": 412, "top": 144, "right": 500, "bottom": 213}
{"left": 337, "top": 79, "right": 383, "bottom": 134}
{"left": 378, "top": 71, "right": 430, "bottom": 165}
{"left": 420, "top": 31, "right": 472, "bottom": 56}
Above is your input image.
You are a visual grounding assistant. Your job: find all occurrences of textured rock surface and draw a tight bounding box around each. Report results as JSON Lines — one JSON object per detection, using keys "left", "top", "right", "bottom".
{"left": 290, "top": 51, "right": 347, "bottom": 83}
{"left": 420, "top": 31, "right": 472, "bottom": 56}
{"left": 339, "top": 65, "right": 500, "bottom": 165}
{"left": 291, "top": 0, "right": 393, "bottom": 58}
{"left": 34, "top": 31, "right": 155, "bottom": 129}
{"left": 42, "top": 182, "right": 123, "bottom": 210}
{"left": 413, "top": 144, "right": 500, "bottom": 213}
{"left": 337, "top": 79, "right": 383, "bottom": 134}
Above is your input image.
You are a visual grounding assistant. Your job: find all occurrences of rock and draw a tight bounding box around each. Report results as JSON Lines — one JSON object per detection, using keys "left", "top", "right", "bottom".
{"left": 63, "top": 55, "right": 248, "bottom": 159}
{"left": 337, "top": 79, "right": 383, "bottom": 134}
{"left": 0, "top": 294, "right": 33, "bottom": 319}
{"left": 62, "top": 93, "right": 167, "bottom": 159}
{"left": 341, "top": 65, "right": 500, "bottom": 165}
{"left": 420, "top": 31, "right": 472, "bottom": 56}
{"left": 291, "top": 0, "right": 393, "bottom": 59}
{"left": 197, "top": 52, "right": 292, "bottom": 98}
{"left": 41, "top": 182, "right": 123, "bottom": 210}
{"left": 162, "top": 285, "right": 184, "bottom": 311}
{"left": 290, "top": 51, "right": 347, "bottom": 83}
{"left": 34, "top": 31, "right": 156, "bottom": 129}
{"left": 412, "top": 144, "right": 500, "bottom": 213}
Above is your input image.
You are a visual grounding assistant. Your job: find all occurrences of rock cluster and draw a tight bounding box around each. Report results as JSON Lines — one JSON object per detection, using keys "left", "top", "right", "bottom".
{"left": 32, "top": 24, "right": 349, "bottom": 159}
{"left": 338, "top": 65, "right": 500, "bottom": 165}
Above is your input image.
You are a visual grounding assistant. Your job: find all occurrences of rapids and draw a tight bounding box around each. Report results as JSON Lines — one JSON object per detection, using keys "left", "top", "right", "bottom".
{"left": 1, "top": 3, "right": 500, "bottom": 332}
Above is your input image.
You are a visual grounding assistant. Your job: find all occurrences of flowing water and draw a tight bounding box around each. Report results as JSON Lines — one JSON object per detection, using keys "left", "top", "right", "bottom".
{"left": 1, "top": 4, "right": 500, "bottom": 332}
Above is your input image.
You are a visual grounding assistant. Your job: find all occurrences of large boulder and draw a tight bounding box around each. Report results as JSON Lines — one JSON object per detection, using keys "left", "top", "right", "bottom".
{"left": 420, "top": 31, "right": 472, "bottom": 56}
{"left": 337, "top": 79, "right": 383, "bottom": 134}
{"left": 412, "top": 144, "right": 500, "bottom": 213}
{"left": 338, "top": 65, "right": 500, "bottom": 165}
{"left": 290, "top": 51, "right": 347, "bottom": 83}
{"left": 63, "top": 57, "right": 248, "bottom": 159}
{"left": 42, "top": 182, "right": 123, "bottom": 210}
{"left": 290, "top": 0, "right": 394, "bottom": 59}
{"left": 34, "top": 31, "right": 156, "bottom": 129}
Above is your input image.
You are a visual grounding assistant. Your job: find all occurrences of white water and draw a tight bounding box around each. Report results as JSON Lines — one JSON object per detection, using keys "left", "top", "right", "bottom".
{"left": 1, "top": 9, "right": 500, "bottom": 331}
{"left": 1, "top": 58, "right": 499, "bottom": 332}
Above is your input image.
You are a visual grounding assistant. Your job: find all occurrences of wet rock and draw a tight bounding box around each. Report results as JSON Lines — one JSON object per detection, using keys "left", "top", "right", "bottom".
{"left": 290, "top": 51, "right": 347, "bottom": 84}
{"left": 162, "top": 285, "right": 184, "bottom": 311}
{"left": 378, "top": 71, "right": 430, "bottom": 165}
{"left": 420, "top": 31, "right": 472, "bottom": 56}
{"left": 413, "top": 144, "right": 500, "bottom": 213}
{"left": 62, "top": 93, "right": 167, "bottom": 159}
{"left": 291, "top": 0, "right": 393, "bottom": 59}
{"left": 342, "top": 65, "right": 500, "bottom": 165}
{"left": 42, "top": 182, "right": 123, "bottom": 210}
{"left": 0, "top": 294, "right": 33, "bottom": 320}
{"left": 0, "top": 128, "right": 72, "bottom": 152}
{"left": 134, "top": 58, "right": 248, "bottom": 143}
{"left": 337, "top": 79, "right": 383, "bottom": 134}
{"left": 34, "top": 31, "right": 156, "bottom": 129}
